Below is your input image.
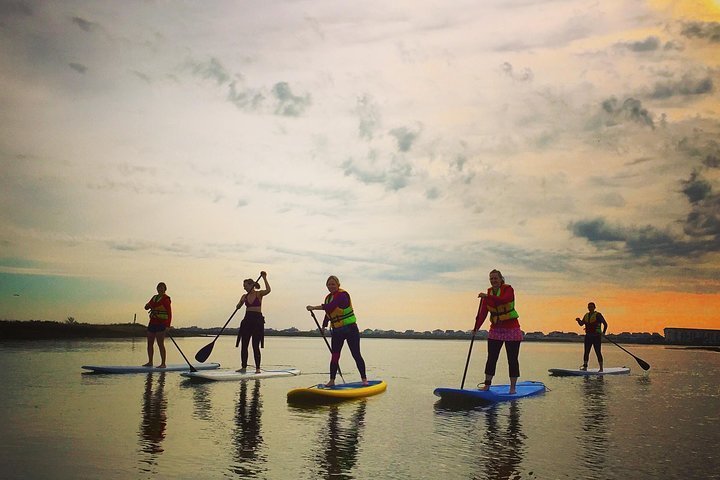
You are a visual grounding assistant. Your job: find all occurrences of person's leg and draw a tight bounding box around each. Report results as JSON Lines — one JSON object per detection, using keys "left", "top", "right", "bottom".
{"left": 582, "top": 335, "right": 592, "bottom": 369}
{"left": 346, "top": 324, "right": 367, "bottom": 384}
{"left": 251, "top": 322, "right": 262, "bottom": 373}
{"left": 505, "top": 341, "right": 521, "bottom": 394}
{"left": 240, "top": 321, "right": 251, "bottom": 371}
{"left": 593, "top": 336, "right": 603, "bottom": 371}
{"left": 482, "top": 339, "right": 503, "bottom": 390}
{"left": 328, "top": 330, "right": 346, "bottom": 387}
{"left": 144, "top": 331, "right": 155, "bottom": 366}
{"left": 156, "top": 330, "right": 166, "bottom": 368}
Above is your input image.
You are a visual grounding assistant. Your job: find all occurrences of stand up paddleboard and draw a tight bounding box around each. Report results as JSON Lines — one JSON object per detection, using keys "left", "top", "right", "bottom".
{"left": 181, "top": 367, "right": 301, "bottom": 382}
{"left": 548, "top": 366, "right": 630, "bottom": 376}
{"left": 434, "top": 381, "right": 546, "bottom": 404}
{"left": 82, "top": 363, "right": 220, "bottom": 374}
{"left": 287, "top": 380, "right": 387, "bottom": 404}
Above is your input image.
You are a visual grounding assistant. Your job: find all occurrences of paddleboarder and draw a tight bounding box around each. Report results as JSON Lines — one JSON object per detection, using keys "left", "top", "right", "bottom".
{"left": 575, "top": 302, "right": 608, "bottom": 372}
{"left": 236, "top": 271, "right": 271, "bottom": 374}
{"left": 474, "top": 269, "right": 523, "bottom": 394}
{"left": 143, "top": 282, "right": 172, "bottom": 368}
{"left": 306, "top": 275, "right": 368, "bottom": 387}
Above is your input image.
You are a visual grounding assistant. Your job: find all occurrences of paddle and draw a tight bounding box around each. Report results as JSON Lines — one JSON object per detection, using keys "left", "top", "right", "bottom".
{"left": 603, "top": 334, "right": 651, "bottom": 371}
{"left": 167, "top": 330, "right": 197, "bottom": 372}
{"left": 309, "top": 310, "right": 346, "bottom": 384}
{"left": 461, "top": 298, "right": 483, "bottom": 389}
{"left": 194, "top": 274, "right": 262, "bottom": 363}
{"left": 460, "top": 329, "right": 477, "bottom": 390}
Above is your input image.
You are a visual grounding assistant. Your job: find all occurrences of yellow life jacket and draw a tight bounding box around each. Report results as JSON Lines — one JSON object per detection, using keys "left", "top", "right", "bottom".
{"left": 150, "top": 294, "right": 170, "bottom": 321}
{"left": 582, "top": 311, "right": 602, "bottom": 334}
{"left": 324, "top": 289, "right": 357, "bottom": 329}
{"left": 487, "top": 285, "right": 519, "bottom": 324}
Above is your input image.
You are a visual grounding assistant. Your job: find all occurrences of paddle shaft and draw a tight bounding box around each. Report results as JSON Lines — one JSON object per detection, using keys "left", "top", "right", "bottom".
{"left": 194, "top": 274, "right": 263, "bottom": 362}
{"left": 460, "top": 329, "right": 477, "bottom": 389}
{"left": 603, "top": 334, "right": 651, "bottom": 370}
{"left": 167, "top": 331, "right": 197, "bottom": 372}
{"left": 310, "top": 310, "right": 346, "bottom": 383}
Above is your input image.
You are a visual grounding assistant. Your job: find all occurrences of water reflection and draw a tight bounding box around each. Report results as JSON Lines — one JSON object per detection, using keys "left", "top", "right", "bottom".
{"left": 310, "top": 400, "right": 367, "bottom": 479}
{"left": 576, "top": 376, "right": 609, "bottom": 475}
{"left": 477, "top": 402, "right": 526, "bottom": 480}
{"left": 138, "top": 372, "right": 167, "bottom": 472}
{"left": 230, "top": 380, "right": 266, "bottom": 478}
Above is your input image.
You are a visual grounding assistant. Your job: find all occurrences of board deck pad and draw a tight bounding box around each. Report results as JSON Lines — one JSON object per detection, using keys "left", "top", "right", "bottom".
{"left": 287, "top": 380, "right": 387, "bottom": 404}
{"left": 433, "top": 380, "right": 546, "bottom": 404}
{"left": 548, "top": 366, "right": 630, "bottom": 376}
{"left": 82, "top": 363, "right": 221, "bottom": 374}
{"left": 181, "top": 367, "right": 301, "bottom": 382}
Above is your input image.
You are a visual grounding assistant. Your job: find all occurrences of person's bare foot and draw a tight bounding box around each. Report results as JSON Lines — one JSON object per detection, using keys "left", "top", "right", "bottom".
{"left": 236, "top": 367, "right": 247, "bottom": 373}
{"left": 508, "top": 389, "right": 517, "bottom": 395}
{"left": 142, "top": 362, "right": 152, "bottom": 367}
{"left": 157, "top": 364, "right": 166, "bottom": 369}
{"left": 255, "top": 369, "right": 262, "bottom": 374}
{"left": 324, "top": 380, "right": 335, "bottom": 387}
{"left": 362, "top": 378, "right": 369, "bottom": 386}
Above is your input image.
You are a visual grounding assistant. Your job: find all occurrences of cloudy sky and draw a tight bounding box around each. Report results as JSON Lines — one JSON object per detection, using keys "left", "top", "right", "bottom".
{"left": 1, "top": 0, "right": 718, "bottom": 335}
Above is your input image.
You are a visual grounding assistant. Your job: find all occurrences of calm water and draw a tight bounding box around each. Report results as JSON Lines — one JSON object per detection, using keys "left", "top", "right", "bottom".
{"left": 0, "top": 336, "right": 718, "bottom": 479}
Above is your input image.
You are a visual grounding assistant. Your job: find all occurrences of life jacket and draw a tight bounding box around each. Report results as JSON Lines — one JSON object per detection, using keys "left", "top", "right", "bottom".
{"left": 324, "top": 289, "right": 357, "bottom": 329}
{"left": 487, "top": 285, "right": 519, "bottom": 324}
{"left": 582, "top": 311, "right": 602, "bottom": 334}
{"left": 149, "top": 294, "right": 170, "bottom": 322}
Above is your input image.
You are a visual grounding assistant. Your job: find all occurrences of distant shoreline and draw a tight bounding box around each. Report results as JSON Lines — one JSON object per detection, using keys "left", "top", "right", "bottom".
{"left": 3, "top": 319, "right": 719, "bottom": 348}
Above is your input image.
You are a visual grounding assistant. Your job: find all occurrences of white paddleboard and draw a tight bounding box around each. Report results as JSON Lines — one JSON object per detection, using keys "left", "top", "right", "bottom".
{"left": 82, "top": 363, "right": 220, "bottom": 374}
{"left": 548, "top": 366, "right": 630, "bottom": 376}
{"left": 181, "top": 367, "right": 301, "bottom": 382}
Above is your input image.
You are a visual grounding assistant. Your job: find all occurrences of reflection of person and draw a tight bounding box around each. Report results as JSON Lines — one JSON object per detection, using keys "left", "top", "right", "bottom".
{"left": 143, "top": 282, "right": 171, "bottom": 368}
{"left": 577, "top": 377, "right": 609, "bottom": 475}
{"left": 235, "top": 272, "right": 271, "bottom": 373}
{"left": 306, "top": 275, "right": 367, "bottom": 387}
{"left": 139, "top": 372, "right": 167, "bottom": 456}
{"left": 231, "top": 380, "right": 265, "bottom": 477}
{"left": 482, "top": 402, "right": 525, "bottom": 480}
{"left": 474, "top": 269, "right": 523, "bottom": 394}
{"left": 575, "top": 302, "right": 608, "bottom": 371}
{"left": 316, "top": 401, "right": 367, "bottom": 478}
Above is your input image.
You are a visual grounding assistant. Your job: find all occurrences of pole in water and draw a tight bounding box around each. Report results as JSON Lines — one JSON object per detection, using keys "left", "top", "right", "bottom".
{"left": 461, "top": 330, "right": 477, "bottom": 389}
{"left": 168, "top": 331, "right": 197, "bottom": 372}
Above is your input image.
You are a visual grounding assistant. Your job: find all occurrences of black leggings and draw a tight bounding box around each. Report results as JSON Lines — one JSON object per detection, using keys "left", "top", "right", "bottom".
{"left": 330, "top": 323, "right": 366, "bottom": 380}
{"left": 485, "top": 339, "right": 521, "bottom": 378}
{"left": 237, "top": 311, "right": 264, "bottom": 369}
{"left": 583, "top": 334, "right": 603, "bottom": 364}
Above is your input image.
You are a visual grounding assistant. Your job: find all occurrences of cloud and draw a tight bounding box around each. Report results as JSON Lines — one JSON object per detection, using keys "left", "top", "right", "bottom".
{"left": 680, "top": 21, "right": 720, "bottom": 43}
{"left": 355, "top": 94, "right": 381, "bottom": 140}
{"left": 69, "top": 63, "right": 87, "bottom": 74}
{"left": 616, "top": 36, "right": 660, "bottom": 52}
{"left": 341, "top": 152, "right": 413, "bottom": 191}
{"left": 649, "top": 74, "right": 714, "bottom": 99}
{"left": 71, "top": 16, "right": 97, "bottom": 33}
{"left": 0, "top": 1, "right": 32, "bottom": 17}
{"left": 272, "top": 82, "right": 311, "bottom": 117}
{"left": 500, "top": 62, "right": 533, "bottom": 82}
{"left": 389, "top": 125, "right": 421, "bottom": 152}
{"left": 190, "top": 57, "right": 231, "bottom": 85}
{"left": 601, "top": 97, "right": 655, "bottom": 129}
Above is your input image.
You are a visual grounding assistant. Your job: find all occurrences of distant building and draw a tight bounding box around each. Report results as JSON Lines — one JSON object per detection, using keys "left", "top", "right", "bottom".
{"left": 664, "top": 327, "right": 720, "bottom": 346}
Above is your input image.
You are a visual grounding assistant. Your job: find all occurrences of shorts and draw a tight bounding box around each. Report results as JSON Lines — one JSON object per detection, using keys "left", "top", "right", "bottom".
{"left": 147, "top": 323, "right": 167, "bottom": 333}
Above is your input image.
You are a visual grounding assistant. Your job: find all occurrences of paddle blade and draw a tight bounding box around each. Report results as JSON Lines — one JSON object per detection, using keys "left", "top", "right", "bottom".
{"left": 636, "top": 357, "right": 651, "bottom": 371}
{"left": 194, "top": 342, "right": 214, "bottom": 363}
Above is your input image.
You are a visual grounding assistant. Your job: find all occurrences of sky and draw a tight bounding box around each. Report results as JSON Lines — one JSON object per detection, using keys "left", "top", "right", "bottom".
{"left": 1, "top": 0, "right": 719, "bottom": 335}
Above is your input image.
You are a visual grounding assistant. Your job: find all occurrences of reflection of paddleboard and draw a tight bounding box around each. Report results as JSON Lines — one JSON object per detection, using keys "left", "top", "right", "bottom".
{"left": 287, "top": 380, "right": 387, "bottom": 404}
{"left": 181, "top": 367, "right": 301, "bottom": 382}
{"left": 434, "top": 381, "right": 546, "bottom": 404}
{"left": 548, "top": 366, "right": 630, "bottom": 376}
{"left": 82, "top": 363, "right": 220, "bottom": 374}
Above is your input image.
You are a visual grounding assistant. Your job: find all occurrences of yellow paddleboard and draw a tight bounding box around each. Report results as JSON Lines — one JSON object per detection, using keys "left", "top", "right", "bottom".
{"left": 287, "top": 380, "right": 387, "bottom": 404}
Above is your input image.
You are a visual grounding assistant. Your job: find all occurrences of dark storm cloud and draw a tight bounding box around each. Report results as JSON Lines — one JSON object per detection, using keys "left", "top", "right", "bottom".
{"left": 0, "top": 1, "right": 32, "bottom": 17}
{"left": 649, "top": 75, "right": 714, "bottom": 99}
{"left": 69, "top": 62, "right": 87, "bottom": 74}
{"left": 680, "top": 21, "right": 720, "bottom": 43}
{"left": 677, "top": 137, "right": 720, "bottom": 169}
{"left": 681, "top": 171, "right": 712, "bottom": 204}
{"left": 601, "top": 97, "right": 654, "bottom": 129}
{"left": 272, "top": 82, "right": 311, "bottom": 117}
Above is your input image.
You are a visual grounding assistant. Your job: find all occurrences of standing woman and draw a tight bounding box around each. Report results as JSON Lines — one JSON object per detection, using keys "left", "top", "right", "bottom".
{"left": 306, "top": 275, "right": 367, "bottom": 387}
{"left": 143, "top": 282, "right": 172, "bottom": 368}
{"left": 576, "top": 302, "right": 608, "bottom": 371}
{"left": 474, "top": 269, "right": 523, "bottom": 394}
{"left": 236, "top": 271, "right": 271, "bottom": 373}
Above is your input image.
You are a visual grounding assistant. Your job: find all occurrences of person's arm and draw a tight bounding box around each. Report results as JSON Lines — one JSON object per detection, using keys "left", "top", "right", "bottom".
{"left": 144, "top": 297, "right": 152, "bottom": 310}
{"left": 474, "top": 294, "right": 489, "bottom": 331}
{"left": 236, "top": 294, "right": 247, "bottom": 310}
{"left": 576, "top": 316, "right": 585, "bottom": 326}
{"left": 258, "top": 271, "right": 271, "bottom": 296}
